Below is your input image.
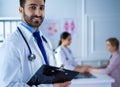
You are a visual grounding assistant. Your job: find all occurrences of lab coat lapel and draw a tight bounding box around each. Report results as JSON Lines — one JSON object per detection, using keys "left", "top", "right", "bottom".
{"left": 30, "top": 37, "right": 46, "bottom": 65}
{"left": 40, "top": 32, "right": 55, "bottom": 66}
{"left": 18, "top": 24, "right": 46, "bottom": 71}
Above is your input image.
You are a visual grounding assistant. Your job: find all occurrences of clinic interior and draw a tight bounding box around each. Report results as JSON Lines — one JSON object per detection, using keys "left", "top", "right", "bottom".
{"left": 0, "top": 0, "right": 120, "bottom": 67}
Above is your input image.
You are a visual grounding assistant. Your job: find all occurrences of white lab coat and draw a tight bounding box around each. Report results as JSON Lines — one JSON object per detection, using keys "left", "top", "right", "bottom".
{"left": 0, "top": 23, "right": 55, "bottom": 87}
{"left": 54, "top": 45, "right": 77, "bottom": 70}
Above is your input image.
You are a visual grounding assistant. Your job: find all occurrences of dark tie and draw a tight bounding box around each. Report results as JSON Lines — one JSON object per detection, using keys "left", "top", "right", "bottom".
{"left": 33, "top": 31, "right": 49, "bottom": 65}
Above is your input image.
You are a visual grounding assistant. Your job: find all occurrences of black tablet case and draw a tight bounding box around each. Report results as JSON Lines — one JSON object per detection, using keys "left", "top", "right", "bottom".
{"left": 27, "top": 64, "right": 79, "bottom": 86}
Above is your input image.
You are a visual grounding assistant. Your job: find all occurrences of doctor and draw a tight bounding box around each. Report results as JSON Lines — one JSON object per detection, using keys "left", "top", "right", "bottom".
{"left": 55, "top": 32, "right": 90, "bottom": 73}
{"left": 0, "top": 0, "right": 70, "bottom": 87}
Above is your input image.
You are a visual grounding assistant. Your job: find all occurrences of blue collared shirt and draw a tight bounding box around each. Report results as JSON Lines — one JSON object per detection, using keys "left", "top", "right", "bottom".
{"left": 20, "top": 21, "right": 41, "bottom": 43}
{"left": 20, "top": 21, "right": 37, "bottom": 34}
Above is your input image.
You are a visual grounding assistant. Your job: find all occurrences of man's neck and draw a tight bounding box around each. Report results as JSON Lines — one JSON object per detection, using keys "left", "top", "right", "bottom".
{"left": 22, "top": 20, "right": 39, "bottom": 32}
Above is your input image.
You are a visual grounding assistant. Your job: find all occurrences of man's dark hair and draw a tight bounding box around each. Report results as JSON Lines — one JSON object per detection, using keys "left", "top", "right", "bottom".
{"left": 20, "top": 0, "right": 46, "bottom": 7}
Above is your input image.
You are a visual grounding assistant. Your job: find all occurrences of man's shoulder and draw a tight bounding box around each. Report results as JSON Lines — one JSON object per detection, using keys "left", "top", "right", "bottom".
{"left": 2, "top": 30, "right": 23, "bottom": 48}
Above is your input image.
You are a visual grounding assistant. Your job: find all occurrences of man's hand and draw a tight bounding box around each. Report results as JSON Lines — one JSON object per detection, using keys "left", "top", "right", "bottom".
{"left": 53, "top": 81, "right": 71, "bottom": 87}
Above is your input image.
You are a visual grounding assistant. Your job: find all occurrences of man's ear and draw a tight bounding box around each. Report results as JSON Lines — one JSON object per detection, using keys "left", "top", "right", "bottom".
{"left": 19, "top": 7, "right": 23, "bottom": 15}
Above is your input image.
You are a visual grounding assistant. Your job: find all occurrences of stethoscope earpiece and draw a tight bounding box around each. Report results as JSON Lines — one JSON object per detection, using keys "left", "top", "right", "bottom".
{"left": 28, "top": 54, "right": 36, "bottom": 61}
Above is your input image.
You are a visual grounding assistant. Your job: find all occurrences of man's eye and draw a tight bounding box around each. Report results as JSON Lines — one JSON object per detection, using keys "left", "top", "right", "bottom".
{"left": 30, "top": 6, "right": 36, "bottom": 10}
{"left": 40, "top": 6, "right": 45, "bottom": 10}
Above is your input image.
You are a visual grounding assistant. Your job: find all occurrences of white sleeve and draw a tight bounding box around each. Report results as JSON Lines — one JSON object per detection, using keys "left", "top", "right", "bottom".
{"left": 6, "top": 82, "right": 53, "bottom": 87}
{"left": 54, "top": 48, "right": 75, "bottom": 70}
{"left": 38, "top": 84, "right": 53, "bottom": 87}
{"left": 0, "top": 43, "right": 53, "bottom": 87}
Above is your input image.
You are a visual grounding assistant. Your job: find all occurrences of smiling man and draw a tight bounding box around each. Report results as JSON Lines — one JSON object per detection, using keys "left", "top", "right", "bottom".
{"left": 0, "top": 0, "right": 71, "bottom": 87}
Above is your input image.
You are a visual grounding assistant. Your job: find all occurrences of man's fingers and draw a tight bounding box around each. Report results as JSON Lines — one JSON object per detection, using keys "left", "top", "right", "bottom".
{"left": 53, "top": 81, "right": 71, "bottom": 87}
{"left": 62, "top": 81, "right": 71, "bottom": 87}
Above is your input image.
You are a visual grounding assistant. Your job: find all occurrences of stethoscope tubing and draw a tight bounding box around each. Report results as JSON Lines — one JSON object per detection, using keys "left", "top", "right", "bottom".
{"left": 17, "top": 27, "right": 32, "bottom": 55}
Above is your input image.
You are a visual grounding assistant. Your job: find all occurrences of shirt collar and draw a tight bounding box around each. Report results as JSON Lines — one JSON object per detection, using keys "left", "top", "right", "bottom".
{"left": 20, "top": 21, "right": 39, "bottom": 34}
{"left": 19, "top": 21, "right": 45, "bottom": 42}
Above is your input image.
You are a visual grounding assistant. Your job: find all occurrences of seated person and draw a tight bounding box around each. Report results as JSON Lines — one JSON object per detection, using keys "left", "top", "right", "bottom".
{"left": 88, "top": 37, "right": 120, "bottom": 87}
{"left": 55, "top": 32, "right": 90, "bottom": 73}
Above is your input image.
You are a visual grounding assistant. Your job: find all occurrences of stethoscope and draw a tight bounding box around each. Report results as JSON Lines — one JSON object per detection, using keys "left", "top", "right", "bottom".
{"left": 17, "top": 27, "right": 50, "bottom": 61}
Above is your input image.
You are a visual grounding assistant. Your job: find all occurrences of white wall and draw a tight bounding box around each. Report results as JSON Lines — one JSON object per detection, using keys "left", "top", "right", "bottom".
{"left": 78, "top": 0, "right": 120, "bottom": 66}
{"left": 0, "top": 0, "right": 20, "bottom": 17}
{"left": 82, "top": 0, "right": 120, "bottom": 58}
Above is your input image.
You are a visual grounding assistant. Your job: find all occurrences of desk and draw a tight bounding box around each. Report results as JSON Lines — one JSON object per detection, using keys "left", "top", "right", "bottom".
{"left": 71, "top": 74, "right": 114, "bottom": 87}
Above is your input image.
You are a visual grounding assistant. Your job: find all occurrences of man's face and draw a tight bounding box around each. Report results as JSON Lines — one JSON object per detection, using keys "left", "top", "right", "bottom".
{"left": 19, "top": 0, "right": 45, "bottom": 29}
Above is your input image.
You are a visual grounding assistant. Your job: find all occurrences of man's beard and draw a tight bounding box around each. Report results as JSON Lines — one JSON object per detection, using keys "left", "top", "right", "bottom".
{"left": 23, "top": 11, "right": 44, "bottom": 28}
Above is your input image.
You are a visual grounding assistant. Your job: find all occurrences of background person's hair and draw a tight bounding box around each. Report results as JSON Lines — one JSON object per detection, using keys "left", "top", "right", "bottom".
{"left": 58, "top": 32, "right": 71, "bottom": 46}
{"left": 106, "top": 37, "right": 119, "bottom": 50}
{"left": 19, "top": 0, "right": 46, "bottom": 7}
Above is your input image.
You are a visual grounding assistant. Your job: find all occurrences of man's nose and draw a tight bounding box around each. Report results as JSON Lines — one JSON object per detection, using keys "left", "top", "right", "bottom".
{"left": 35, "top": 9, "right": 42, "bottom": 16}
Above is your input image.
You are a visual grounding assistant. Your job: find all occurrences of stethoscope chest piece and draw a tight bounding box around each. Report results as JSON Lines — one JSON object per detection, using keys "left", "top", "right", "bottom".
{"left": 28, "top": 54, "right": 36, "bottom": 61}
